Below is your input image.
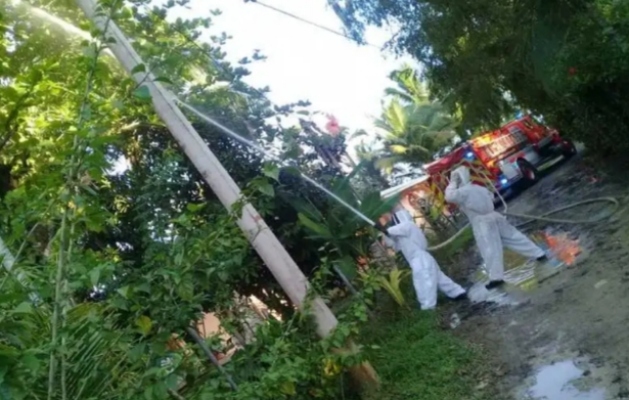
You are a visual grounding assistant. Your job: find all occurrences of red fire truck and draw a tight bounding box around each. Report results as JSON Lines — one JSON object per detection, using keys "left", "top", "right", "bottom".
{"left": 425, "top": 116, "right": 576, "bottom": 210}
{"left": 467, "top": 115, "right": 576, "bottom": 189}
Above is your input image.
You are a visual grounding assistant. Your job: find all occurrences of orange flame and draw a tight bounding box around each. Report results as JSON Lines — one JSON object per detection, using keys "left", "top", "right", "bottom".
{"left": 542, "top": 232, "right": 581, "bottom": 266}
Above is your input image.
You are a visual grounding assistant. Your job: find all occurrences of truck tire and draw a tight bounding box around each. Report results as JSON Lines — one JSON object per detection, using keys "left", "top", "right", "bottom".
{"left": 562, "top": 139, "right": 577, "bottom": 159}
{"left": 517, "top": 159, "right": 539, "bottom": 184}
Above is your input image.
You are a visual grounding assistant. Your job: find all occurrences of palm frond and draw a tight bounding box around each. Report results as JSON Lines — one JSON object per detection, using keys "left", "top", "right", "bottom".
{"left": 388, "top": 144, "right": 408, "bottom": 155}
{"left": 0, "top": 302, "right": 150, "bottom": 400}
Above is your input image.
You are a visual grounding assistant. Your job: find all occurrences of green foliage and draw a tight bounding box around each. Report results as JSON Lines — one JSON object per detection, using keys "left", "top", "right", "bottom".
{"left": 384, "top": 65, "right": 428, "bottom": 104}
{"left": 351, "top": 138, "right": 390, "bottom": 190}
{"left": 184, "top": 314, "right": 362, "bottom": 400}
{"left": 285, "top": 164, "right": 399, "bottom": 276}
{"left": 354, "top": 65, "right": 459, "bottom": 180}
{"left": 375, "top": 99, "right": 457, "bottom": 172}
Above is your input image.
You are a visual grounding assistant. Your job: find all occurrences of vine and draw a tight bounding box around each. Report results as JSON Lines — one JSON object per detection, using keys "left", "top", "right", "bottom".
{"left": 48, "top": 1, "right": 120, "bottom": 398}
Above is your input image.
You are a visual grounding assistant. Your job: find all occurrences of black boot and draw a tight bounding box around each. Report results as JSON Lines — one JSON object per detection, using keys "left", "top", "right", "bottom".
{"left": 452, "top": 292, "right": 468, "bottom": 301}
{"left": 485, "top": 280, "right": 505, "bottom": 290}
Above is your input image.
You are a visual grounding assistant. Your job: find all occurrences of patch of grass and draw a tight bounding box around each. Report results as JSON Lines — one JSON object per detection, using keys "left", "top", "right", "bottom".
{"left": 358, "top": 310, "right": 492, "bottom": 400}
{"left": 336, "top": 226, "right": 495, "bottom": 399}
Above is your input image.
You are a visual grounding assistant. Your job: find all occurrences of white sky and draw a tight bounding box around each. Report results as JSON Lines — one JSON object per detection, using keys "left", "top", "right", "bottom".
{"left": 173, "top": 0, "right": 417, "bottom": 135}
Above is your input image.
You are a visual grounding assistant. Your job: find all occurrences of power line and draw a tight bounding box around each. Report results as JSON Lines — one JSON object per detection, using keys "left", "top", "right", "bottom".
{"left": 249, "top": 0, "right": 381, "bottom": 49}
{"left": 140, "top": 2, "right": 380, "bottom": 105}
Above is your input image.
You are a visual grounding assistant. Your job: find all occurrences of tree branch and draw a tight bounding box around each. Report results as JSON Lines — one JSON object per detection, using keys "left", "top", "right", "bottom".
{"left": 185, "top": 326, "right": 238, "bottom": 391}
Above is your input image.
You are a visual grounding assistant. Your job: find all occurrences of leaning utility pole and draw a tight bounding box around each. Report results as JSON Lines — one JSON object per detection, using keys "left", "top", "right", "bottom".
{"left": 75, "top": 0, "right": 378, "bottom": 389}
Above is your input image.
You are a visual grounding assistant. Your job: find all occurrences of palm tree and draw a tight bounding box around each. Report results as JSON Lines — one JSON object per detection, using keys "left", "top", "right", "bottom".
{"left": 370, "top": 65, "right": 460, "bottom": 175}
{"left": 374, "top": 99, "right": 457, "bottom": 174}
{"left": 384, "top": 65, "right": 429, "bottom": 105}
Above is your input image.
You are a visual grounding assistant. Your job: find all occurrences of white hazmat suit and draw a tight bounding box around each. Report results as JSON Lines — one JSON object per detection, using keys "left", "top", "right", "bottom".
{"left": 445, "top": 166, "right": 545, "bottom": 284}
{"left": 382, "top": 210, "right": 466, "bottom": 310}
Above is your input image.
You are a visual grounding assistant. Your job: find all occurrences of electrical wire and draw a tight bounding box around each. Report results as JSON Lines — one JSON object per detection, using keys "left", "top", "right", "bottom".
{"left": 248, "top": 0, "right": 381, "bottom": 49}
{"left": 135, "top": 6, "right": 380, "bottom": 225}
{"left": 178, "top": 95, "right": 622, "bottom": 247}
{"left": 24, "top": 1, "right": 376, "bottom": 225}
{"left": 134, "top": 4, "right": 275, "bottom": 103}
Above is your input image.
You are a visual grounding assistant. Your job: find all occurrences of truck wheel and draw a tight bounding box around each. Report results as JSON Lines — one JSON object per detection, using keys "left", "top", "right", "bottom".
{"left": 517, "top": 159, "right": 539, "bottom": 184}
{"left": 562, "top": 139, "right": 577, "bottom": 158}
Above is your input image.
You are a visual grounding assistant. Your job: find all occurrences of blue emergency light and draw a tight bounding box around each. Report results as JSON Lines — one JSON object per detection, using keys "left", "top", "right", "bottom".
{"left": 465, "top": 151, "right": 474, "bottom": 160}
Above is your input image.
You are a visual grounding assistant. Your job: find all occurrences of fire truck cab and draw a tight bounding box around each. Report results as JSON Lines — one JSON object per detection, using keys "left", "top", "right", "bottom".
{"left": 467, "top": 115, "right": 576, "bottom": 191}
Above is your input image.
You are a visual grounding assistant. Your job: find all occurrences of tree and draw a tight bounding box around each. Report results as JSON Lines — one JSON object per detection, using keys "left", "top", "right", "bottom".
{"left": 375, "top": 100, "right": 457, "bottom": 172}
{"left": 370, "top": 66, "right": 458, "bottom": 176}
{"left": 351, "top": 134, "right": 390, "bottom": 190}
{"left": 384, "top": 65, "right": 428, "bottom": 105}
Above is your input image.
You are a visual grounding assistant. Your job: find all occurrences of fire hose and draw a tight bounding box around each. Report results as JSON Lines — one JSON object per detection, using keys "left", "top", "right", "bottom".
{"left": 427, "top": 196, "right": 620, "bottom": 251}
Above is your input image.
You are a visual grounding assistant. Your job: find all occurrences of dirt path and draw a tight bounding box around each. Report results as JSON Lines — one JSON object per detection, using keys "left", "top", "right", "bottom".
{"left": 451, "top": 155, "right": 629, "bottom": 399}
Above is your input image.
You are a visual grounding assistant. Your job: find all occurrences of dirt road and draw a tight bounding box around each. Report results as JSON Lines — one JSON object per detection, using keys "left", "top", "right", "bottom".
{"left": 450, "top": 155, "right": 629, "bottom": 399}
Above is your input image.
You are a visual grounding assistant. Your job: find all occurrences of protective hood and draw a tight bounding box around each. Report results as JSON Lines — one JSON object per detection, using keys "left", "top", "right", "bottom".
{"left": 452, "top": 166, "right": 471, "bottom": 186}
{"left": 391, "top": 209, "right": 413, "bottom": 225}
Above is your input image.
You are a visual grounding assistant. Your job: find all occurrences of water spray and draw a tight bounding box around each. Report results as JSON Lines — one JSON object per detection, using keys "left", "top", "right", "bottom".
{"left": 176, "top": 99, "right": 377, "bottom": 226}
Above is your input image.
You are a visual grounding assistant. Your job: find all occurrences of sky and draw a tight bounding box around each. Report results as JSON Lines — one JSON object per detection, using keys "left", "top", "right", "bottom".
{"left": 172, "top": 0, "right": 417, "bottom": 137}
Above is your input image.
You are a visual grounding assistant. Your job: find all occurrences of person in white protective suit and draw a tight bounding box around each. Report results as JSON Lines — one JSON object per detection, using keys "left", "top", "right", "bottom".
{"left": 375, "top": 209, "right": 467, "bottom": 310}
{"left": 445, "top": 166, "right": 547, "bottom": 290}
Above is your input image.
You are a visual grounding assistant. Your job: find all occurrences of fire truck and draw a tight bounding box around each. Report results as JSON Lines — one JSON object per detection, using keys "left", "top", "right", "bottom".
{"left": 467, "top": 115, "right": 576, "bottom": 188}
{"left": 425, "top": 116, "right": 576, "bottom": 212}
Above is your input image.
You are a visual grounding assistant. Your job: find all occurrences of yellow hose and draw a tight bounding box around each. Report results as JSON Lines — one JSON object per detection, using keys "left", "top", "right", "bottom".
{"left": 426, "top": 196, "right": 620, "bottom": 251}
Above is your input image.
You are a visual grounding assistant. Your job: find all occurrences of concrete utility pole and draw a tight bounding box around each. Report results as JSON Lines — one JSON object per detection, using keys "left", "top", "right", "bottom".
{"left": 75, "top": 0, "right": 378, "bottom": 389}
